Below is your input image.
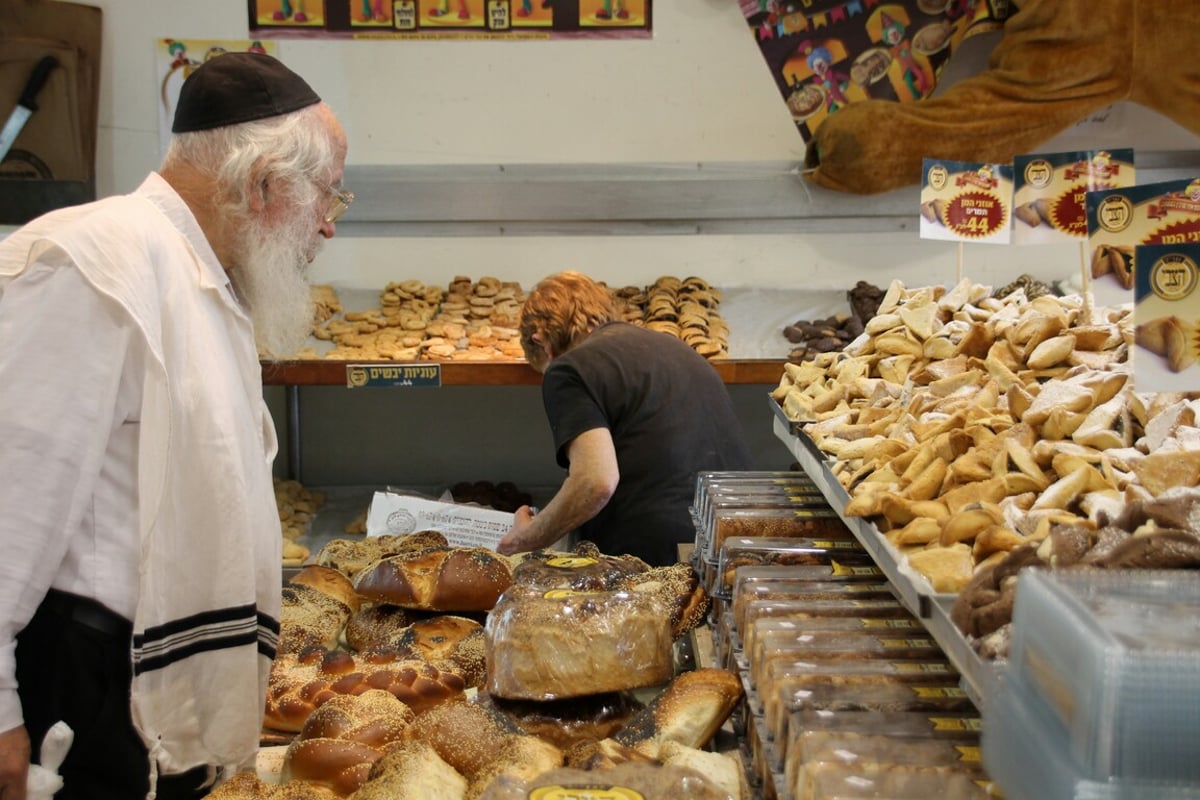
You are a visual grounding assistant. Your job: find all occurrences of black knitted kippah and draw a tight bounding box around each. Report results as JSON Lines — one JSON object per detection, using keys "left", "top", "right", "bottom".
{"left": 172, "top": 52, "right": 320, "bottom": 133}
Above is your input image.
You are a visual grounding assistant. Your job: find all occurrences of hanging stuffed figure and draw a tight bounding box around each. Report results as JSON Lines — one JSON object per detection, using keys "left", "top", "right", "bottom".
{"left": 805, "top": 0, "right": 1200, "bottom": 194}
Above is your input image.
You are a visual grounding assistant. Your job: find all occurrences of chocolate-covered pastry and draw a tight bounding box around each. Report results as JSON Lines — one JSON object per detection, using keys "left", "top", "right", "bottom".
{"left": 847, "top": 280, "right": 884, "bottom": 323}
{"left": 1090, "top": 530, "right": 1200, "bottom": 569}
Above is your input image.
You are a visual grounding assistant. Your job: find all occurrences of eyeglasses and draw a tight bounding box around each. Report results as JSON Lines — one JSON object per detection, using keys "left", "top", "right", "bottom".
{"left": 314, "top": 180, "right": 354, "bottom": 224}
{"left": 307, "top": 176, "right": 352, "bottom": 224}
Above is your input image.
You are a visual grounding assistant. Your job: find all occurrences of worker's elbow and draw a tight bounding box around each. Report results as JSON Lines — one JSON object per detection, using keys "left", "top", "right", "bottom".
{"left": 586, "top": 471, "right": 618, "bottom": 508}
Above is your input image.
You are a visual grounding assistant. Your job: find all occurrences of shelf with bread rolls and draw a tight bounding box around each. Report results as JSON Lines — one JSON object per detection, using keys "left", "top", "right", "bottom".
{"left": 769, "top": 405, "right": 998, "bottom": 709}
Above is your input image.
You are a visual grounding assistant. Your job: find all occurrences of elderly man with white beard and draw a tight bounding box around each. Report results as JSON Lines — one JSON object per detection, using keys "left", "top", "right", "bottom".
{"left": 0, "top": 53, "right": 348, "bottom": 800}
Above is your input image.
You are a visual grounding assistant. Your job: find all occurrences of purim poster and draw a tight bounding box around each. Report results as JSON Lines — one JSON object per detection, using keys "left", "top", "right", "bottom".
{"left": 248, "top": 0, "right": 651, "bottom": 39}
{"left": 920, "top": 158, "right": 1013, "bottom": 245}
{"left": 156, "top": 38, "right": 279, "bottom": 158}
{"left": 1132, "top": 243, "right": 1200, "bottom": 393}
{"left": 1086, "top": 177, "right": 1200, "bottom": 298}
{"left": 739, "top": 0, "right": 1010, "bottom": 144}
{"left": 1012, "top": 148, "right": 1134, "bottom": 245}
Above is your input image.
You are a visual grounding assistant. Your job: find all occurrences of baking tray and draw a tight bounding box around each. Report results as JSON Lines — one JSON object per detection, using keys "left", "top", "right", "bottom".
{"left": 769, "top": 391, "right": 805, "bottom": 436}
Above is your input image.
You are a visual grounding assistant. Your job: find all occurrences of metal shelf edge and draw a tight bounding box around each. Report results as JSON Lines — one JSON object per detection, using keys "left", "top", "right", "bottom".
{"left": 769, "top": 402, "right": 1000, "bottom": 706}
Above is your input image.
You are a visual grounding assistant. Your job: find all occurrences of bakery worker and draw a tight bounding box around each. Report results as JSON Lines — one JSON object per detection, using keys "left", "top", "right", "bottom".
{"left": 497, "top": 271, "right": 755, "bottom": 567}
{"left": 0, "top": 53, "right": 349, "bottom": 799}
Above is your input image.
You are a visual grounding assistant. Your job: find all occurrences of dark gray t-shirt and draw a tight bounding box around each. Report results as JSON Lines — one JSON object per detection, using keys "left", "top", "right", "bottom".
{"left": 542, "top": 321, "right": 754, "bottom": 566}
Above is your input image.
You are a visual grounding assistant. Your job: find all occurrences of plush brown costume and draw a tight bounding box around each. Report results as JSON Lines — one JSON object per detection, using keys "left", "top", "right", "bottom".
{"left": 805, "top": 0, "right": 1200, "bottom": 194}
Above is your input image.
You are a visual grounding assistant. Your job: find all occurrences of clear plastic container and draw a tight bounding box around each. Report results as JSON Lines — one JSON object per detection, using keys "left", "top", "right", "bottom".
{"left": 692, "top": 470, "right": 820, "bottom": 546}
{"left": 715, "top": 536, "right": 872, "bottom": 597}
{"left": 766, "top": 678, "right": 974, "bottom": 771}
{"left": 745, "top": 701, "right": 775, "bottom": 791}
{"left": 749, "top": 625, "right": 944, "bottom": 693}
{"left": 706, "top": 507, "right": 852, "bottom": 563}
{"left": 794, "top": 760, "right": 996, "bottom": 800}
{"left": 731, "top": 563, "right": 886, "bottom": 596}
{"left": 739, "top": 597, "right": 911, "bottom": 671}
{"left": 712, "top": 609, "right": 736, "bottom": 670}
{"left": 730, "top": 565, "right": 888, "bottom": 641}
{"left": 739, "top": 613, "right": 928, "bottom": 669}
{"left": 484, "top": 585, "right": 673, "bottom": 700}
{"left": 762, "top": 657, "right": 960, "bottom": 747}
{"left": 785, "top": 710, "right": 983, "bottom": 796}
{"left": 1008, "top": 568, "right": 1200, "bottom": 781}
{"left": 793, "top": 730, "right": 981, "bottom": 770}
{"left": 729, "top": 585, "right": 907, "bottom": 662}
{"left": 983, "top": 671, "right": 1200, "bottom": 800}
{"left": 700, "top": 486, "right": 830, "bottom": 543}
{"left": 693, "top": 470, "right": 818, "bottom": 511}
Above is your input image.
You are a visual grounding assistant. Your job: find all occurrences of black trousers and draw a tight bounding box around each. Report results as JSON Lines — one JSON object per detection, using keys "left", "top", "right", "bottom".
{"left": 16, "top": 590, "right": 211, "bottom": 800}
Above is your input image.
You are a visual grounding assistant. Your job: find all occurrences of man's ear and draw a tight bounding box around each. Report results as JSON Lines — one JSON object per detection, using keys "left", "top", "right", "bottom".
{"left": 246, "top": 162, "right": 270, "bottom": 214}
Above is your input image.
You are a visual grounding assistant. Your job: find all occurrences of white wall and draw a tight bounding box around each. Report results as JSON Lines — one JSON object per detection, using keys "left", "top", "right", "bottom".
{"left": 94, "top": 0, "right": 802, "bottom": 190}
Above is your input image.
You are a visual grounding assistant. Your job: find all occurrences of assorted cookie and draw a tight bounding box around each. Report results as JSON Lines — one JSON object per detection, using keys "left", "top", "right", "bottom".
{"left": 617, "top": 275, "right": 731, "bottom": 360}
{"left": 296, "top": 274, "right": 734, "bottom": 362}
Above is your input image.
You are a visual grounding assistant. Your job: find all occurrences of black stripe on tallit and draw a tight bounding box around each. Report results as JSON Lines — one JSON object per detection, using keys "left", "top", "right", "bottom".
{"left": 132, "top": 604, "right": 279, "bottom": 675}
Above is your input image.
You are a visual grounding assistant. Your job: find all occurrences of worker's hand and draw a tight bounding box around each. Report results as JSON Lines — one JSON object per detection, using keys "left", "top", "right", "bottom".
{"left": 496, "top": 505, "right": 537, "bottom": 556}
{"left": 0, "top": 724, "right": 31, "bottom": 800}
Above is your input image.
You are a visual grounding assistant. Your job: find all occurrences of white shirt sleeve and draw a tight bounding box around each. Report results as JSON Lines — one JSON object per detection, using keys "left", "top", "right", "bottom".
{"left": 0, "top": 258, "right": 134, "bottom": 732}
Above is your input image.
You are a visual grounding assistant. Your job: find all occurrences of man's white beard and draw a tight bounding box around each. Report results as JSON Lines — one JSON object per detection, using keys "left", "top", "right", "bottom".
{"left": 230, "top": 212, "right": 321, "bottom": 358}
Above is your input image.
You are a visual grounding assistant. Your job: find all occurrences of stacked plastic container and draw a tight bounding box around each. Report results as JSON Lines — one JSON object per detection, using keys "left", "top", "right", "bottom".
{"left": 984, "top": 568, "right": 1200, "bottom": 800}
{"left": 691, "top": 471, "right": 997, "bottom": 800}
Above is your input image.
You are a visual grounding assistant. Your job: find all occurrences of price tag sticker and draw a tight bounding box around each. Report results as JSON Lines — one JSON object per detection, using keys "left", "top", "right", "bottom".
{"left": 346, "top": 363, "right": 442, "bottom": 388}
{"left": 920, "top": 158, "right": 1013, "bottom": 245}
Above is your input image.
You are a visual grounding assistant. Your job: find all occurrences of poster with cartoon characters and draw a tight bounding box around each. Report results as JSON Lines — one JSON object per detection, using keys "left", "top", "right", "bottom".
{"left": 248, "top": 0, "right": 651, "bottom": 38}
{"left": 740, "top": 0, "right": 1010, "bottom": 143}
{"left": 156, "top": 39, "right": 279, "bottom": 158}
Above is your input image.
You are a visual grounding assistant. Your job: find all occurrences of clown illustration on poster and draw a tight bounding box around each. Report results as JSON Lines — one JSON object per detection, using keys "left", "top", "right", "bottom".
{"left": 740, "top": 0, "right": 1007, "bottom": 142}
{"left": 252, "top": 0, "right": 326, "bottom": 26}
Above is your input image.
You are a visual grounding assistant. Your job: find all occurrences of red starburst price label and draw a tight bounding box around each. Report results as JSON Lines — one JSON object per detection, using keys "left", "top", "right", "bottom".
{"left": 920, "top": 159, "right": 1013, "bottom": 245}
{"left": 943, "top": 191, "right": 1008, "bottom": 239}
{"left": 1148, "top": 218, "right": 1200, "bottom": 246}
{"left": 1016, "top": 149, "right": 1136, "bottom": 245}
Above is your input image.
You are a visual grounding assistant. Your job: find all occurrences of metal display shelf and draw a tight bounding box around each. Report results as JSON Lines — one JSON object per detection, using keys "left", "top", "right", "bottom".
{"left": 769, "top": 401, "right": 927, "bottom": 616}
{"left": 769, "top": 398, "right": 999, "bottom": 707}
{"left": 331, "top": 152, "right": 1200, "bottom": 239}
{"left": 926, "top": 595, "right": 1003, "bottom": 710}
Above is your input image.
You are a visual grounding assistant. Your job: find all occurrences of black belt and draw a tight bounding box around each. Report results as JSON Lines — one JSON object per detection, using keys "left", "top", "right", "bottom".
{"left": 39, "top": 589, "right": 132, "bottom": 640}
